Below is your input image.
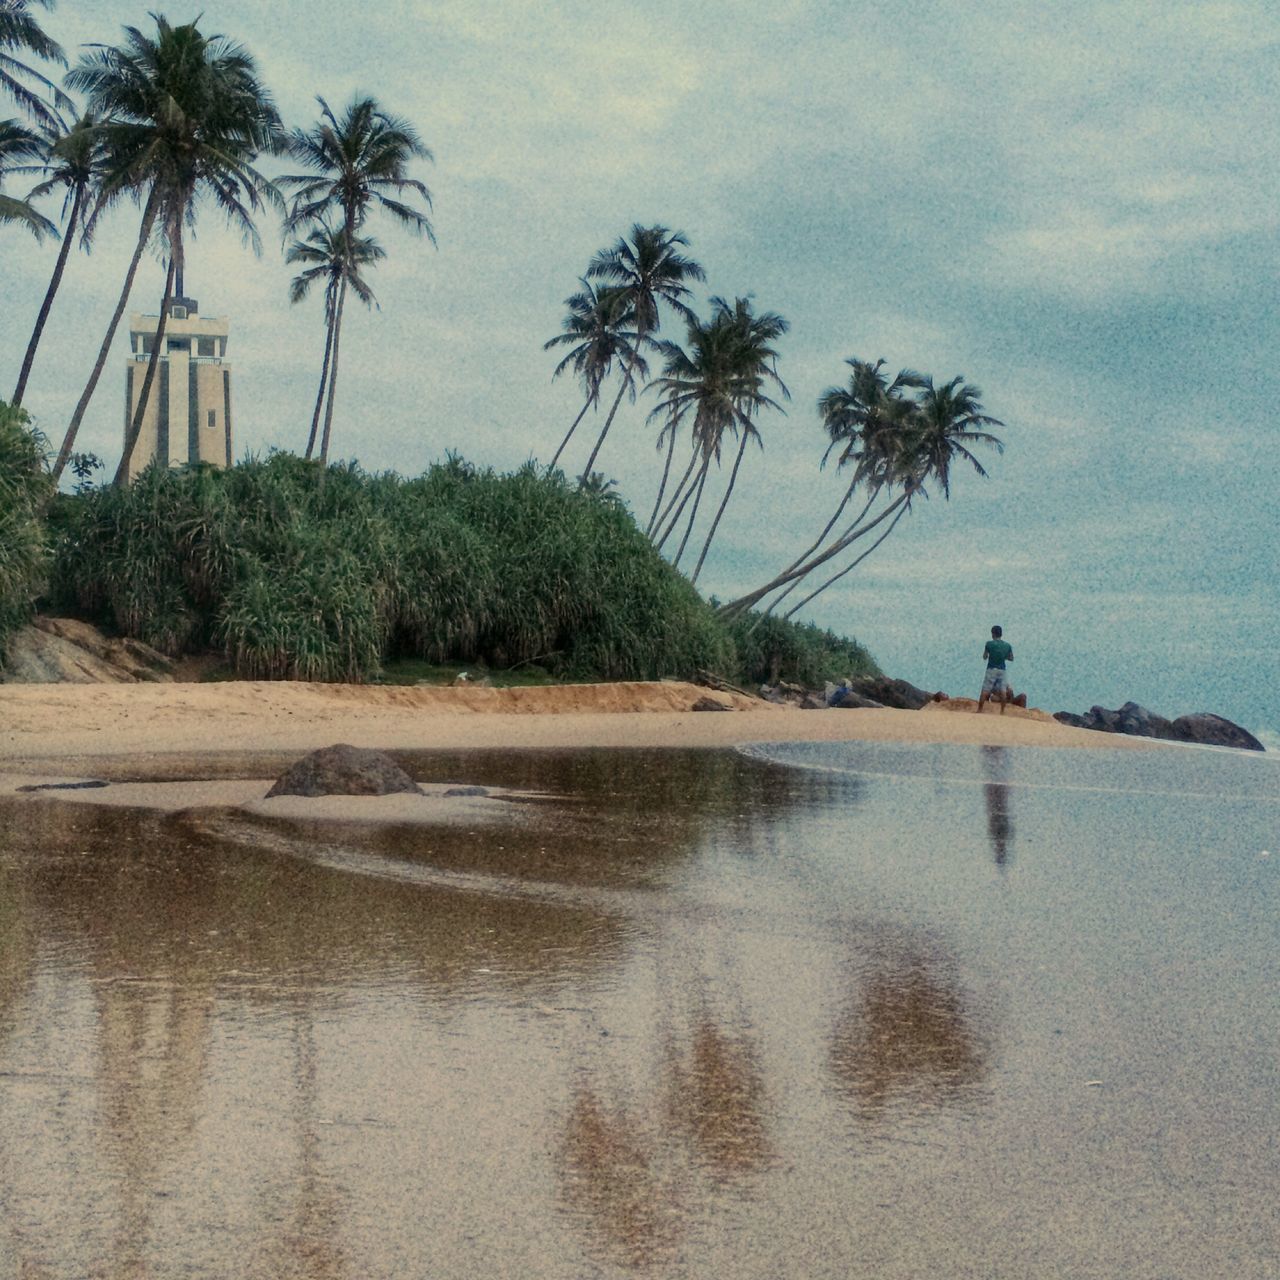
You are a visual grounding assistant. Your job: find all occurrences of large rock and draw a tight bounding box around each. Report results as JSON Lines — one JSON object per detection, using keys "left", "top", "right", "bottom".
{"left": 1, "top": 616, "right": 176, "bottom": 686}
{"left": 1083, "top": 701, "right": 1179, "bottom": 740}
{"left": 846, "top": 675, "right": 934, "bottom": 711}
{"left": 1170, "top": 714, "right": 1264, "bottom": 752}
{"left": 2, "top": 616, "right": 175, "bottom": 684}
{"left": 265, "top": 744, "right": 424, "bottom": 798}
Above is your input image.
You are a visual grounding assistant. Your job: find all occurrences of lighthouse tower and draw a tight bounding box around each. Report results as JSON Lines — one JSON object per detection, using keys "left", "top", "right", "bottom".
{"left": 124, "top": 273, "right": 233, "bottom": 481}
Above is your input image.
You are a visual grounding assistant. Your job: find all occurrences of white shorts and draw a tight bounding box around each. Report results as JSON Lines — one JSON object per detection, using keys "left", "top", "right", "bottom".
{"left": 982, "top": 668, "right": 1010, "bottom": 695}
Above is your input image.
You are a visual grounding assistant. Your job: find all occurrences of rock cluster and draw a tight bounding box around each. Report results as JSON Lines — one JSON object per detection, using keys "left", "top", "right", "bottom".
{"left": 1053, "top": 703, "right": 1263, "bottom": 751}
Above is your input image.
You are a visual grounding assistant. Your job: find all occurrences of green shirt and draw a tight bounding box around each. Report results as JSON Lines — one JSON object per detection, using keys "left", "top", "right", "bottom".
{"left": 984, "top": 639, "right": 1013, "bottom": 669}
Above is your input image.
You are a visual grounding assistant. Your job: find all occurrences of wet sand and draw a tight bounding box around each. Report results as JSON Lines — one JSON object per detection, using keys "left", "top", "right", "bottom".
{"left": 0, "top": 742, "right": 1275, "bottom": 1278}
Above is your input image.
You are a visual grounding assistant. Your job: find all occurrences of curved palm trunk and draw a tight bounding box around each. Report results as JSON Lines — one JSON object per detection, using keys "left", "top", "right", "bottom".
{"left": 781, "top": 503, "right": 907, "bottom": 620}
{"left": 304, "top": 313, "right": 335, "bottom": 459}
{"left": 754, "top": 485, "right": 882, "bottom": 625}
{"left": 578, "top": 357, "right": 633, "bottom": 484}
{"left": 318, "top": 275, "right": 349, "bottom": 469}
{"left": 114, "top": 245, "right": 177, "bottom": 486}
{"left": 779, "top": 479, "right": 875, "bottom": 581}
{"left": 645, "top": 417, "right": 679, "bottom": 537}
{"left": 671, "top": 455, "right": 711, "bottom": 569}
{"left": 53, "top": 189, "right": 160, "bottom": 482}
{"left": 549, "top": 394, "right": 593, "bottom": 470}
{"left": 718, "top": 491, "right": 910, "bottom": 619}
{"left": 690, "top": 429, "right": 750, "bottom": 586}
{"left": 12, "top": 183, "right": 84, "bottom": 407}
{"left": 653, "top": 444, "right": 702, "bottom": 552}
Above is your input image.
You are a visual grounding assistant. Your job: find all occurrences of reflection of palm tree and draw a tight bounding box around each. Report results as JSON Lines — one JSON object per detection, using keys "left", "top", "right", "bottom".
{"left": 829, "top": 955, "right": 988, "bottom": 1115}
{"left": 558, "top": 1084, "right": 681, "bottom": 1269}
{"left": 980, "top": 745, "right": 1014, "bottom": 867}
{"left": 248, "top": 1005, "right": 349, "bottom": 1280}
{"left": 662, "top": 1012, "right": 771, "bottom": 1181}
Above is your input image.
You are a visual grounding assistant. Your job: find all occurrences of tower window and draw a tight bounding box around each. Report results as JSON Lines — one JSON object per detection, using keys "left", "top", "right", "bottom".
{"left": 207, "top": 410, "right": 216, "bottom": 428}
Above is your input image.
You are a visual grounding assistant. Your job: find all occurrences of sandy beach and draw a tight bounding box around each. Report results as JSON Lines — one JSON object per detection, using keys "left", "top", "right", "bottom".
{"left": 0, "top": 678, "right": 1159, "bottom": 781}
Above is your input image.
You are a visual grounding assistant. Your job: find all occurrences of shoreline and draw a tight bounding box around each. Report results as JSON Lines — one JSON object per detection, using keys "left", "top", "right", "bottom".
{"left": 0, "top": 679, "right": 1163, "bottom": 780}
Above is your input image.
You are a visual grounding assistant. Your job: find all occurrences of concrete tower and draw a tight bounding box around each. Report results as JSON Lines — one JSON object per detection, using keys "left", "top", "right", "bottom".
{"left": 124, "top": 278, "right": 232, "bottom": 481}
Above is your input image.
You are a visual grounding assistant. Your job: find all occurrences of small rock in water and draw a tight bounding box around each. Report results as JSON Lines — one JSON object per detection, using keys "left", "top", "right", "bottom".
{"left": 444, "top": 785, "right": 489, "bottom": 797}
{"left": 265, "top": 744, "right": 423, "bottom": 798}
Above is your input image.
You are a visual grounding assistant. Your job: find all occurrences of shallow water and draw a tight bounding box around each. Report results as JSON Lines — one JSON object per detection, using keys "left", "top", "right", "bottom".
{"left": 0, "top": 744, "right": 1276, "bottom": 1279}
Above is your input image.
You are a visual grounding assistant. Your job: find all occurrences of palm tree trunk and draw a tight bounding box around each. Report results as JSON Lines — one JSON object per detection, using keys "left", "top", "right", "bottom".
{"left": 780, "top": 479, "right": 875, "bottom": 581}
{"left": 691, "top": 430, "right": 750, "bottom": 586}
{"left": 671, "top": 455, "right": 711, "bottom": 569}
{"left": 653, "top": 444, "right": 702, "bottom": 552}
{"left": 781, "top": 503, "right": 908, "bottom": 620}
{"left": 753, "top": 486, "right": 881, "bottom": 625}
{"left": 52, "top": 189, "right": 159, "bottom": 483}
{"left": 304, "top": 314, "right": 334, "bottom": 460}
{"left": 579, "top": 350, "right": 637, "bottom": 484}
{"left": 718, "top": 491, "right": 911, "bottom": 619}
{"left": 318, "top": 275, "right": 349, "bottom": 468}
{"left": 645, "top": 418, "right": 678, "bottom": 537}
{"left": 12, "top": 183, "right": 83, "bottom": 407}
{"left": 114, "top": 246, "right": 177, "bottom": 486}
{"left": 549, "top": 394, "right": 593, "bottom": 470}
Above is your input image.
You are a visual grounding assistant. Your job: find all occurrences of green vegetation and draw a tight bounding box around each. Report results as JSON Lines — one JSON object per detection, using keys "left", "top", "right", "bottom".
{"left": 36, "top": 451, "right": 877, "bottom": 687}
{"left": 724, "top": 611, "right": 879, "bottom": 689}
{"left": 0, "top": 399, "right": 51, "bottom": 662}
{"left": 46, "top": 454, "right": 734, "bottom": 683}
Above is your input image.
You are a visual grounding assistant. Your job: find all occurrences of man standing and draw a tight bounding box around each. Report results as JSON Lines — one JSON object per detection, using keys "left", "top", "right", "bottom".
{"left": 977, "top": 625, "right": 1015, "bottom": 713}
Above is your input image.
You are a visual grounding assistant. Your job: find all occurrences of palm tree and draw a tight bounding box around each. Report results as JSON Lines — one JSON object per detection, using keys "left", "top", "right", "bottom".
{"left": 719, "top": 369, "right": 1004, "bottom": 621}
{"left": 647, "top": 297, "right": 788, "bottom": 581}
{"left": 687, "top": 297, "right": 788, "bottom": 585}
{"left": 578, "top": 223, "right": 705, "bottom": 482}
{"left": 10, "top": 109, "right": 103, "bottom": 406}
{"left": 0, "top": 115, "right": 52, "bottom": 237}
{"left": 543, "top": 279, "right": 643, "bottom": 470}
{"left": 62, "top": 15, "right": 283, "bottom": 485}
{"left": 279, "top": 95, "right": 434, "bottom": 466}
{"left": 756, "top": 358, "right": 923, "bottom": 619}
{"left": 286, "top": 220, "right": 385, "bottom": 462}
{"left": 911, "top": 375, "right": 1004, "bottom": 499}
{"left": 0, "top": 0, "right": 72, "bottom": 128}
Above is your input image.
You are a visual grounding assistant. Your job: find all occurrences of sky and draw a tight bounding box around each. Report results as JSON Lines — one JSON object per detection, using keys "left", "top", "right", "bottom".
{"left": 2, "top": 0, "right": 1277, "bottom": 745}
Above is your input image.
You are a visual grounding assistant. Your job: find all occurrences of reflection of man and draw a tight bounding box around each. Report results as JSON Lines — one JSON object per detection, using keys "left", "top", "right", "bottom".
{"left": 977, "top": 625, "right": 1014, "bottom": 713}
{"left": 980, "top": 745, "right": 1013, "bottom": 866}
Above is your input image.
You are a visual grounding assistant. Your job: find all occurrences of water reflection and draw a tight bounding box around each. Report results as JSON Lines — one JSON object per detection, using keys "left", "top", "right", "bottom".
{"left": 980, "top": 745, "right": 1015, "bottom": 867}
{"left": 828, "top": 951, "right": 990, "bottom": 1119}
{"left": 557, "top": 990, "right": 773, "bottom": 1269}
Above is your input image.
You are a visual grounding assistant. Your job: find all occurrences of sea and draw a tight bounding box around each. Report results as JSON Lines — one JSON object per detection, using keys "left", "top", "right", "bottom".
{"left": 0, "top": 740, "right": 1276, "bottom": 1279}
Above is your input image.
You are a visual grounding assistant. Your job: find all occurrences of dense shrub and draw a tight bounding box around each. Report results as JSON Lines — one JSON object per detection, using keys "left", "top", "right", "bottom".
{"left": 724, "top": 610, "right": 880, "bottom": 688}
{"left": 0, "top": 401, "right": 52, "bottom": 663}
{"left": 49, "top": 454, "right": 740, "bottom": 682}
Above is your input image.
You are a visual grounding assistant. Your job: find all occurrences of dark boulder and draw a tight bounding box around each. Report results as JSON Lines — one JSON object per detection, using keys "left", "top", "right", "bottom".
{"left": 847, "top": 675, "right": 933, "bottom": 711}
{"left": 266, "top": 744, "right": 424, "bottom": 798}
{"left": 1058, "top": 703, "right": 1264, "bottom": 752}
{"left": 1170, "top": 714, "right": 1264, "bottom": 752}
{"left": 833, "top": 691, "right": 887, "bottom": 709}
{"left": 691, "top": 695, "right": 733, "bottom": 711}
{"left": 443, "top": 785, "right": 490, "bottom": 797}
{"left": 1082, "top": 701, "right": 1179, "bottom": 740}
